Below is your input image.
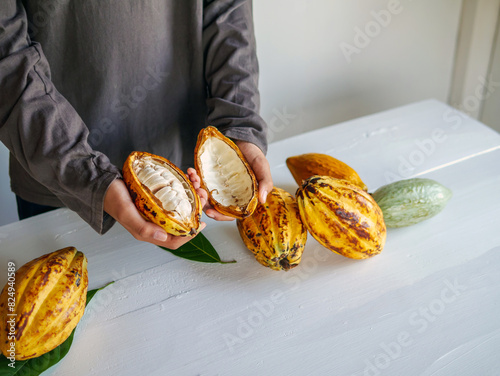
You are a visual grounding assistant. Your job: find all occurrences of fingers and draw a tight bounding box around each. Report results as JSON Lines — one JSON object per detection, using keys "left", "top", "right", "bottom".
{"left": 188, "top": 168, "right": 208, "bottom": 208}
{"left": 195, "top": 187, "right": 208, "bottom": 209}
{"left": 235, "top": 141, "right": 274, "bottom": 204}
{"left": 103, "top": 179, "right": 207, "bottom": 250}
{"left": 188, "top": 167, "right": 234, "bottom": 221}
{"left": 157, "top": 222, "right": 207, "bottom": 250}
{"left": 205, "top": 207, "right": 235, "bottom": 221}
{"left": 129, "top": 219, "right": 207, "bottom": 249}
{"left": 187, "top": 139, "right": 275, "bottom": 219}
{"left": 187, "top": 168, "right": 200, "bottom": 188}
{"left": 120, "top": 200, "right": 207, "bottom": 249}
{"left": 250, "top": 154, "right": 273, "bottom": 203}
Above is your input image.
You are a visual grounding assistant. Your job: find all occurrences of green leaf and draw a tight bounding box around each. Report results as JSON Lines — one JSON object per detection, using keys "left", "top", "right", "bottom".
{"left": 0, "top": 283, "right": 113, "bottom": 376}
{"left": 159, "top": 231, "right": 236, "bottom": 264}
{"left": 86, "top": 282, "right": 114, "bottom": 303}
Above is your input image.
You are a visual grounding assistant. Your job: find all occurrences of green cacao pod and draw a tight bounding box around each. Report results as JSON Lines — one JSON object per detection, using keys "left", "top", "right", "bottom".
{"left": 371, "top": 178, "right": 452, "bottom": 228}
{"left": 296, "top": 176, "right": 386, "bottom": 259}
{"left": 237, "top": 187, "right": 307, "bottom": 271}
{"left": 0, "top": 247, "right": 88, "bottom": 360}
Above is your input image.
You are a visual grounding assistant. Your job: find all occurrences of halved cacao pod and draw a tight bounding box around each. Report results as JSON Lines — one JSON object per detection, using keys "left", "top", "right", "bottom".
{"left": 237, "top": 187, "right": 307, "bottom": 271}
{"left": 0, "top": 247, "right": 88, "bottom": 360}
{"left": 122, "top": 151, "right": 202, "bottom": 236}
{"left": 372, "top": 178, "right": 452, "bottom": 228}
{"left": 194, "top": 126, "right": 258, "bottom": 219}
{"left": 286, "top": 153, "right": 368, "bottom": 191}
{"left": 296, "top": 176, "right": 386, "bottom": 259}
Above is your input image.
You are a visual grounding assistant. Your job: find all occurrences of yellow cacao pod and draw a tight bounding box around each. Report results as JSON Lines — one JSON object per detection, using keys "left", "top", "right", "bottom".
{"left": 237, "top": 187, "right": 307, "bottom": 271}
{"left": 296, "top": 176, "right": 386, "bottom": 259}
{"left": 123, "top": 151, "right": 203, "bottom": 236}
{"left": 195, "top": 126, "right": 258, "bottom": 219}
{"left": 286, "top": 153, "right": 368, "bottom": 191}
{"left": 0, "top": 247, "right": 88, "bottom": 360}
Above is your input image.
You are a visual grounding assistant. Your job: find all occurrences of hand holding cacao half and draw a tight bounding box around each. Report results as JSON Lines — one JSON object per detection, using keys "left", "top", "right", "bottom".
{"left": 194, "top": 126, "right": 260, "bottom": 219}
{"left": 235, "top": 140, "right": 274, "bottom": 204}
{"left": 186, "top": 167, "right": 236, "bottom": 221}
{"left": 189, "top": 137, "right": 273, "bottom": 220}
{"left": 122, "top": 151, "right": 204, "bottom": 239}
{"left": 120, "top": 126, "right": 270, "bottom": 245}
{"left": 103, "top": 178, "right": 204, "bottom": 249}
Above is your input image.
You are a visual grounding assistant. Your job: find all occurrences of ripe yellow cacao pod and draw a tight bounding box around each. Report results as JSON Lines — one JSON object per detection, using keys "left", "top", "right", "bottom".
{"left": 296, "top": 176, "right": 386, "bottom": 259}
{"left": 0, "top": 247, "right": 88, "bottom": 360}
{"left": 195, "top": 126, "right": 258, "bottom": 219}
{"left": 237, "top": 187, "right": 307, "bottom": 271}
{"left": 286, "top": 153, "right": 368, "bottom": 191}
{"left": 123, "top": 151, "right": 203, "bottom": 236}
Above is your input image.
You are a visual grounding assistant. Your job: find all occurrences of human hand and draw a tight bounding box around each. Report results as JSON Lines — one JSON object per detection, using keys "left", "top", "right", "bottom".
{"left": 187, "top": 141, "right": 273, "bottom": 220}
{"left": 236, "top": 140, "right": 273, "bottom": 204}
{"left": 187, "top": 168, "right": 235, "bottom": 221}
{"left": 103, "top": 179, "right": 206, "bottom": 249}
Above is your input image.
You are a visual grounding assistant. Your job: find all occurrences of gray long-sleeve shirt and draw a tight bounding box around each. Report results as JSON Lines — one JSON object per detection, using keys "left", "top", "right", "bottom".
{"left": 0, "top": 0, "right": 267, "bottom": 234}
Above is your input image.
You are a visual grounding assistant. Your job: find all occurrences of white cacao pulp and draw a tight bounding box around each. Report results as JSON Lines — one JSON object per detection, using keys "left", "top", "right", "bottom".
{"left": 199, "top": 137, "right": 253, "bottom": 208}
{"left": 133, "top": 156, "right": 194, "bottom": 222}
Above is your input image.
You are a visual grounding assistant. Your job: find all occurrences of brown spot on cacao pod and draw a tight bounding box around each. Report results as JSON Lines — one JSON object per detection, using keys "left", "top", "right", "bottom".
{"left": 194, "top": 126, "right": 258, "bottom": 219}
{"left": 237, "top": 187, "right": 307, "bottom": 271}
{"left": 296, "top": 176, "right": 386, "bottom": 259}
{"left": 122, "top": 151, "right": 202, "bottom": 236}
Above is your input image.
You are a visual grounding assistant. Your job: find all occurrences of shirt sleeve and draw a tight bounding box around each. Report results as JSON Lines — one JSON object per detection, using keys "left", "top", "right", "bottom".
{"left": 203, "top": 0, "right": 268, "bottom": 154}
{"left": 0, "top": 1, "right": 121, "bottom": 234}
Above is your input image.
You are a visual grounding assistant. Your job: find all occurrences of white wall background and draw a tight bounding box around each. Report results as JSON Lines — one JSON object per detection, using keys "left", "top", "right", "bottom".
{"left": 254, "top": 0, "right": 462, "bottom": 142}
{"left": 1, "top": 0, "right": 498, "bottom": 226}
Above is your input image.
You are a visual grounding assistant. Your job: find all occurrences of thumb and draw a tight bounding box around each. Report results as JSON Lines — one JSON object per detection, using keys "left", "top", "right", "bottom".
{"left": 125, "top": 212, "right": 170, "bottom": 243}
{"left": 250, "top": 156, "right": 273, "bottom": 203}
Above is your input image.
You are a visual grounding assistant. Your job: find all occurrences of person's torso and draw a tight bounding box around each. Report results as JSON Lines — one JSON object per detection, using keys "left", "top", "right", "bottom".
{"left": 23, "top": 0, "right": 207, "bottom": 169}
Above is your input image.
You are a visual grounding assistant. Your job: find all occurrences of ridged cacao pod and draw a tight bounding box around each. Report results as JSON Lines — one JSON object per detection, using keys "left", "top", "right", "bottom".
{"left": 372, "top": 178, "right": 452, "bottom": 228}
{"left": 237, "top": 187, "right": 307, "bottom": 271}
{"left": 0, "top": 247, "right": 88, "bottom": 360}
{"left": 195, "top": 126, "right": 258, "bottom": 219}
{"left": 296, "top": 176, "right": 386, "bottom": 259}
{"left": 286, "top": 153, "right": 368, "bottom": 191}
{"left": 123, "top": 151, "right": 203, "bottom": 236}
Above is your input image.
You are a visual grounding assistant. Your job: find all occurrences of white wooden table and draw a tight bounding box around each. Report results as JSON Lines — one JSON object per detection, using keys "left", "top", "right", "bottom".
{"left": 1, "top": 99, "right": 500, "bottom": 376}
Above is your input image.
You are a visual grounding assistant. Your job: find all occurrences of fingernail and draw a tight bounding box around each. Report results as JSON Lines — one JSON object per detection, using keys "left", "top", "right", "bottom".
{"left": 261, "top": 190, "right": 268, "bottom": 202}
{"left": 206, "top": 212, "right": 214, "bottom": 219}
{"left": 153, "top": 231, "right": 168, "bottom": 242}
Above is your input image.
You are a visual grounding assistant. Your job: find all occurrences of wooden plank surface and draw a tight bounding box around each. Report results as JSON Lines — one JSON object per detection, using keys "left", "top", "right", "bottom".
{"left": 0, "top": 100, "right": 499, "bottom": 376}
